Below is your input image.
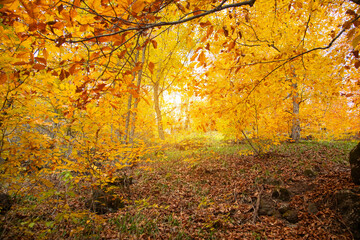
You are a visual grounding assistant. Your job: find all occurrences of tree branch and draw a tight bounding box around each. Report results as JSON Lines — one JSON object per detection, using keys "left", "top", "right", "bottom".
{"left": 64, "top": 0, "right": 256, "bottom": 43}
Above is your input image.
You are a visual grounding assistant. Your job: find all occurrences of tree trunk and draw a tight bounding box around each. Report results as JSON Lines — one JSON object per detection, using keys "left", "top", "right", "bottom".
{"left": 184, "top": 96, "right": 190, "bottom": 131}
{"left": 129, "top": 46, "right": 146, "bottom": 143}
{"left": 290, "top": 83, "right": 301, "bottom": 142}
{"left": 154, "top": 81, "right": 165, "bottom": 140}
{"left": 123, "top": 50, "right": 139, "bottom": 144}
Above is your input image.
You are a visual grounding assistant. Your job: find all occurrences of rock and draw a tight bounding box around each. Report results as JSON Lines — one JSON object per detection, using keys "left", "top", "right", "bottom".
{"left": 303, "top": 169, "right": 316, "bottom": 178}
{"left": 334, "top": 189, "right": 360, "bottom": 239}
{"left": 282, "top": 209, "right": 298, "bottom": 223}
{"left": 349, "top": 142, "right": 360, "bottom": 185}
{"left": 307, "top": 202, "right": 318, "bottom": 214}
{"left": 85, "top": 188, "right": 125, "bottom": 214}
{"left": 272, "top": 188, "right": 291, "bottom": 202}
{"left": 278, "top": 203, "right": 291, "bottom": 214}
{"left": 259, "top": 197, "right": 276, "bottom": 216}
{"left": 0, "top": 193, "right": 12, "bottom": 215}
{"left": 262, "top": 178, "right": 282, "bottom": 186}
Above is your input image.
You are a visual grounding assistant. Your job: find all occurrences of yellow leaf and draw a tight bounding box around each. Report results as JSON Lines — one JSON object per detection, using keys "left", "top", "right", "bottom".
{"left": 352, "top": 34, "right": 360, "bottom": 49}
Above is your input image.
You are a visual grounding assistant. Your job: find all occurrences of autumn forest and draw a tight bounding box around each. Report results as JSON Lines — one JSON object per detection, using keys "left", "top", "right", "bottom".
{"left": 1, "top": 0, "right": 360, "bottom": 239}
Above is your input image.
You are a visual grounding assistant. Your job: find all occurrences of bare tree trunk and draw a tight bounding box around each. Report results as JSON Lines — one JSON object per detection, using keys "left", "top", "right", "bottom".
{"left": 153, "top": 80, "right": 165, "bottom": 140}
{"left": 129, "top": 46, "right": 146, "bottom": 143}
{"left": 123, "top": 50, "right": 139, "bottom": 144}
{"left": 184, "top": 96, "right": 190, "bottom": 131}
{"left": 291, "top": 83, "right": 301, "bottom": 142}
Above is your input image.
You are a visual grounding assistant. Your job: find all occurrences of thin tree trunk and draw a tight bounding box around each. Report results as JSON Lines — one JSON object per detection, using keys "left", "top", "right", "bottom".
{"left": 123, "top": 50, "right": 139, "bottom": 144}
{"left": 184, "top": 96, "right": 190, "bottom": 131}
{"left": 129, "top": 46, "right": 146, "bottom": 144}
{"left": 291, "top": 82, "right": 301, "bottom": 142}
{"left": 154, "top": 80, "right": 165, "bottom": 140}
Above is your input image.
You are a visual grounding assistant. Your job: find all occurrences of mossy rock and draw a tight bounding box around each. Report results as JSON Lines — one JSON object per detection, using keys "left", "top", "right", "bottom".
{"left": 85, "top": 188, "right": 125, "bottom": 214}
{"left": 303, "top": 169, "right": 316, "bottom": 178}
{"left": 0, "top": 193, "right": 12, "bottom": 215}
{"left": 272, "top": 188, "right": 291, "bottom": 202}
{"left": 282, "top": 209, "right": 298, "bottom": 223}
{"left": 307, "top": 202, "right": 318, "bottom": 214}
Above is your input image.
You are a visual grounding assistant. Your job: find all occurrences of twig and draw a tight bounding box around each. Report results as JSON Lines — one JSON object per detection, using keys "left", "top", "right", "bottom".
{"left": 336, "top": 214, "right": 354, "bottom": 240}
{"left": 252, "top": 185, "right": 264, "bottom": 223}
{"left": 241, "top": 130, "right": 260, "bottom": 155}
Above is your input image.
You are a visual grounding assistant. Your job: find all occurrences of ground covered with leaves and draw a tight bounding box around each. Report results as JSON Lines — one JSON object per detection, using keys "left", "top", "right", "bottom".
{"left": 1, "top": 141, "right": 358, "bottom": 239}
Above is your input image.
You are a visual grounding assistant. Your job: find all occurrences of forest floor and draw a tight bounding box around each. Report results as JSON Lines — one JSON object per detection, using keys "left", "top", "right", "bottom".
{"left": 1, "top": 140, "right": 358, "bottom": 239}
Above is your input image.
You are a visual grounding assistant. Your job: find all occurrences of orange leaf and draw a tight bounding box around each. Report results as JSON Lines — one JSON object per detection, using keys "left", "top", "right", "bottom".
{"left": 200, "top": 21, "right": 211, "bottom": 28}
{"left": 148, "top": 62, "right": 154, "bottom": 74}
{"left": 0, "top": 72, "right": 7, "bottom": 85}
{"left": 193, "top": 8, "right": 201, "bottom": 16}
{"left": 132, "top": 0, "right": 146, "bottom": 15}
{"left": 69, "top": 64, "right": 77, "bottom": 75}
{"left": 151, "top": 40, "right": 157, "bottom": 49}
{"left": 132, "top": 65, "right": 143, "bottom": 72}
{"left": 190, "top": 53, "right": 198, "bottom": 62}
{"left": 33, "top": 64, "right": 46, "bottom": 70}
{"left": 13, "top": 61, "right": 27, "bottom": 66}
{"left": 110, "top": 102, "right": 118, "bottom": 109}
{"left": 74, "top": 0, "right": 81, "bottom": 7}
{"left": 198, "top": 51, "right": 206, "bottom": 64}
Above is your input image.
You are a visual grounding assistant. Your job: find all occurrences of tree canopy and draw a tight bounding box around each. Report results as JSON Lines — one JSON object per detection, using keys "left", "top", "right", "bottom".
{"left": 0, "top": 0, "right": 360, "bottom": 237}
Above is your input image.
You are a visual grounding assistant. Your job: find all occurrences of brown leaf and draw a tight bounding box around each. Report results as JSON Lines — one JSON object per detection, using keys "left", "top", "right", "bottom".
{"left": 355, "top": 61, "right": 360, "bottom": 68}
{"left": 176, "top": 3, "right": 186, "bottom": 13}
{"left": 35, "top": 57, "right": 47, "bottom": 65}
{"left": 223, "top": 27, "right": 229, "bottom": 37}
{"left": 346, "top": 9, "right": 357, "bottom": 16}
{"left": 342, "top": 20, "right": 352, "bottom": 30}
{"left": 353, "top": 50, "right": 359, "bottom": 58}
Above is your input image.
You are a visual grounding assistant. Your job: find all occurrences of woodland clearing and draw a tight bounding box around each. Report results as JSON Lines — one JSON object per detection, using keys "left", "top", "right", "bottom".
{"left": 1, "top": 139, "right": 358, "bottom": 239}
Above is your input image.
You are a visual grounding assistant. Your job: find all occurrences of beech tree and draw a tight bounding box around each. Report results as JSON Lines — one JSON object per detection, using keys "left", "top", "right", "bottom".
{"left": 0, "top": 0, "right": 360, "bottom": 214}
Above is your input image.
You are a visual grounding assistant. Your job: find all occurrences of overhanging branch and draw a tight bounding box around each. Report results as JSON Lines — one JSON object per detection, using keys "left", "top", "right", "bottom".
{"left": 64, "top": 0, "right": 256, "bottom": 43}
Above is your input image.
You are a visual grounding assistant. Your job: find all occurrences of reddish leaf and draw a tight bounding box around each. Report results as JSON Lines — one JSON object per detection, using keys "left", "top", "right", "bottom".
{"left": 200, "top": 21, "right": 211, "bottom": 28}
{"left": 95, "top": 83, "right": 107, "bottom": 92}
{"left": 13, "top": 61, "right": 27, "bottom": 65}
{"left": 69, "top": 64, "right": 77, "bottom": 75}
{"left": 33, "top": 64, "right": 46, "bottom": 70}
{"left": 223, "top": 27, "right": 229, "bottom": 37}
{"left": 151, "top": 40, "right": 157, "bottom": 49}
{"left": 355, "top": 61, "right": 360, "bottom": 69}
{"left": 193, "top": 8, "right": 201, "bottom": 16}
